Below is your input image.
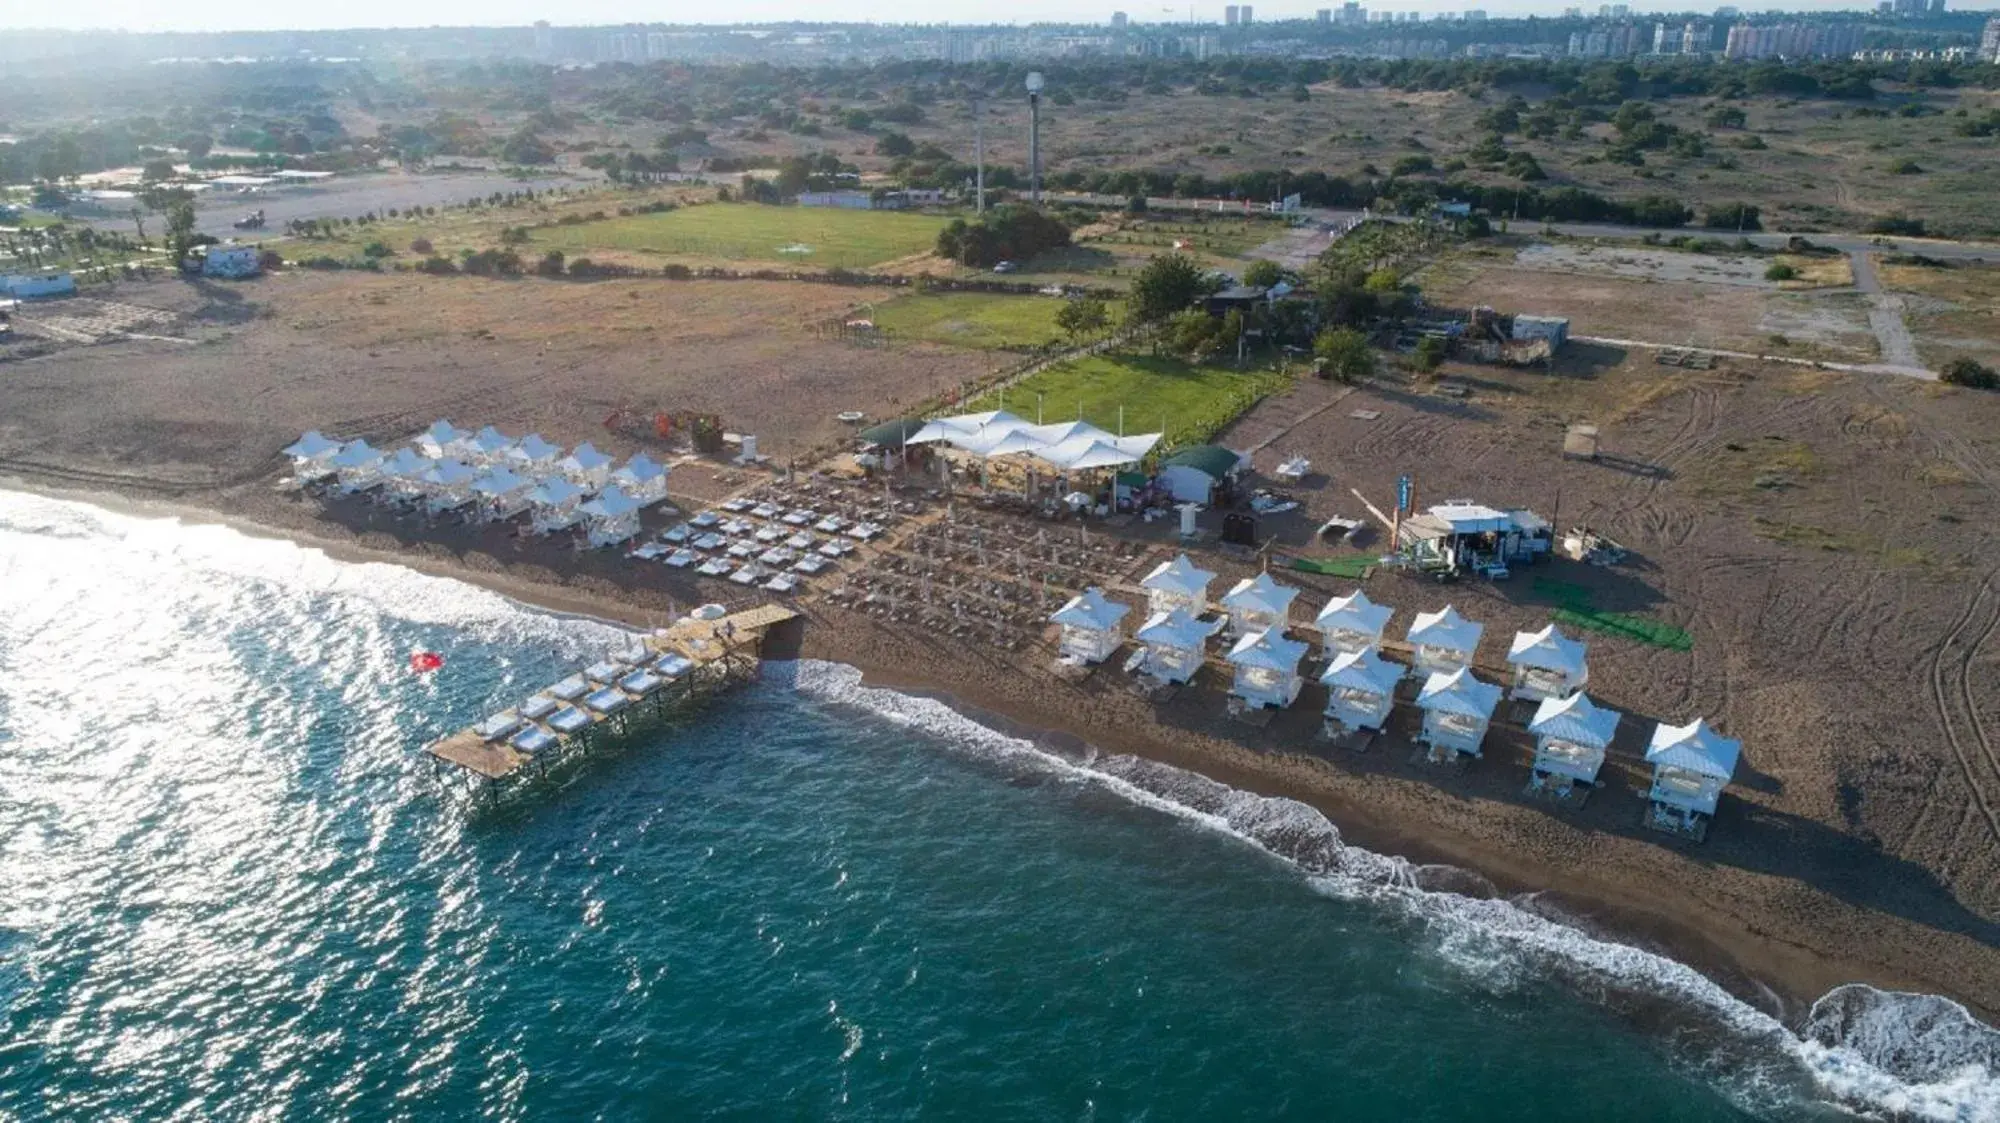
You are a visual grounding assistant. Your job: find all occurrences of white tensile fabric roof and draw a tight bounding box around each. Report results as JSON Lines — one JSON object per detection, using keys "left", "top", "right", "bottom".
{"left": 1135, "top": 607, "right": 1222, "bottom": 650}
{"left": 284, "top": 431, "right": 341, "bottom": 459}
{"left": 472, "top": 467, "right": 531, "bottom": 495}
{"left": 1320, "top": 647, "right": 1400, "bottom": 694}
{"left": 1529, "top": 692, "right": 1620, "bottom": 748}
{"left": 1508, "top": 624, "right": 1588, "bottom": 676}
{"left": 1050, "top": 587, "right": 1131, "bottom": 632}
{"left": 329, "top": 440, "right": 382, "bottom": 468}
{"left": 908, "top": 410, "right": 1026, "bottom": 445}
{"left": 1646, "top": 718, "right": 1742, "bottom": 778}
{"left": 580, "top": 485, "right": 643, "bottom": 518}
{"left": 1316, "top": 589, "right": 1393, "bottom": 635}
{"left": 612, "top": 454, "right": 668, "bottom": 483}
{"left": 1409, "top": 604, "right": 1483, "bottom": 655}
{"left": 527, "top": 477, "right": 586, "bottom": 506}
{"left": 1222, "top": 572, "right": 1298, "bottom": 616}
{"left": 1142, "top": 553, "right": 1215, "bottom": 598}
{"left": 1416, "top": 668, "right": 1502, "bottom": 718}
{"left": 908, "top": 410, "right": 1159, "bottom": 470}
{"left": 1226, "top": 626, "right": 1307, "bottom": 673}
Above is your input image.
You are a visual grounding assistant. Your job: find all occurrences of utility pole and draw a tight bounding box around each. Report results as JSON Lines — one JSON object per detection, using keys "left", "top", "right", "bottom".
{"left": 973, "top": 96, "right": 986, "bottom": 214}
{"left": 1026, "top": 72, "right": 1045, "bottom": 206}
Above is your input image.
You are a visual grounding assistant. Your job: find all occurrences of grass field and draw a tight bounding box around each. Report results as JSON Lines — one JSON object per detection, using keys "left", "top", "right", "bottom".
{"left": 966, "top": 352, "right": 1289, "bottom": 449}
{"left": 531, "top": 203, "right": 949, "bottom": 269}
{"left": 863, "top": 291, "right": 1115, "bottom": 350}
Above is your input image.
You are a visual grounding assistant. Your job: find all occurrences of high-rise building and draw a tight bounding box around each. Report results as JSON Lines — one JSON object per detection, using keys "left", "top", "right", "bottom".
{"left": 1225, "top": 4, "right": 1239, "bottom": 25}
{"left": 1984, "top": 17, "right": 2000, "bottom": 61}
{"left": 1928, "top": 0, "right": 1946, "bottom": 15}
{"left": 1240, "top": 4, "right": 1253, "bottom": 24}
{"left": 1339, "top": 2, "right": 1364, "bottom": 24}
{"left": 1111, "top": 10, "right": 1128, "bottom": 27}
{"left": 1563, "top": 7, "right": 1582, "bottom": 17}
{"left": 1316, "top": 8, "right": 1332, "bottom": 22}
{"left": 1465, "top": 10, "right": 1487, "bottom": 21}
{"left": 533, "top": 20, "right": 553, "bottom": 58}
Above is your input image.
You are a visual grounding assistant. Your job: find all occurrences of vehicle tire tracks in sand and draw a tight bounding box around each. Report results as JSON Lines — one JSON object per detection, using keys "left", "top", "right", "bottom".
{"left": 1925, "top": 574, "right": 2000, "bottom": 856}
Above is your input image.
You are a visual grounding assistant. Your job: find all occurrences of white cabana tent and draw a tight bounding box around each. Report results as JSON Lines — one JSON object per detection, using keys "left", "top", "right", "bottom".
{"left": 468, "top": 425, "right": 518, "bottom": 464}
{"left": 1132, "top": 607, "right": 1222, "bottom": 684}
{"left": 506, "top": 433, "right": 562, "bottom": 472}
{"left": 1507, "top": 624, "right": 1589, "bottom": 700}
{"left": 1528, "top": 691, "right": 1620, "bottom": 791}
{"left": 1315, "top": 590, "right": 1393, "bottom": 656}
{"left": 1226, "top": 627, "right": 1308, "bottom": 710}
{"left": 329, "top": 440, "right": 385, "bottom": 492}
{"left": 1321, "top": 647, "right": 1400, "bottom": 734}
{"left": 1220, "top": 571, "right": 1298, "bottom": 638}
{"left": 526, "top": 477, "right": 588, "bottom": 534}
{"left": 421, "top": 458, "right": 480, "bottom": 514}
{"left": 1415, "top": 668, "right": 1501, "bottom": 759}
{"left": 282, "top": 430, "right": 342, "bottom": 482}
{"left": 1407, "top": 605, "right": 1483, "bottom": 677}
{"left": 1140, "top": 553, "right": 1215, "bottom": 617}
{"left": 380, "top": 447, "right": 434, "bottom": 503}
{"left": 1645, "top": 718, "right": 1742, "bottom": 830}
{"left": 579, "top": 485, "right": 644, "bottom": 547}
{"left": 1049, "top": 587, "right": 1131, "bottom": 665}
{"left": 471, "top": 466, "right": 534, "bottom": 520}
{"left": 558, "top": 442, "right": 614, "bottom": 489}
{"left": 417, "top": 419, "right": 471, "bottom": 460}
{"left": 610, "top": 454, "right": 670, "bottom": 504}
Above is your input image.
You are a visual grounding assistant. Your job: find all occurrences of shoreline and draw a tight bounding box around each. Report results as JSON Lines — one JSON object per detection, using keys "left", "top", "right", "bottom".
{"left": 5, "top": 473, "right": 1996, "bottom": 1030}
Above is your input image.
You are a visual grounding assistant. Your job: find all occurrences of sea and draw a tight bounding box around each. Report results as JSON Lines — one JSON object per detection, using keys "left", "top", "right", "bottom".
{"left": 0, "top": 487, "right": 1995, "bottom": 1122}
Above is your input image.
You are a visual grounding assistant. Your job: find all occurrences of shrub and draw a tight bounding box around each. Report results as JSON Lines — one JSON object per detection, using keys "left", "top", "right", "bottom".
{"left": 1765, "top": 263, "right": 1798, "bottom": 281}
{"left": 1940, "top": 358, "right": 1999, "bottom": 389}
{"left": 1887, "top": 159, "right": 1924, "bottom": 175}
{"left": 1867, "top": 215, "right": 1926, "bottom": 236}
{"left": 536, "top": 250, "right": 566, "bottom": 277}
{"left": 661, "top": 263, "right": 692, "bottom": 280}
{"left": 418, "top": 255, "right": 457, "bottom": 275}
{"left": 409, "top": 237, "right": 434, "bottom": 254}
{"left": 361, "top": 240, "right": 393, "bottom": 259}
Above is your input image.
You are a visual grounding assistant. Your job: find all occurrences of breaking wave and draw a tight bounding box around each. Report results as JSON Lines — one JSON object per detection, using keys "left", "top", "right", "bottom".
{"left": 786, "top": 659, "right": 2000, "bottom": 1123}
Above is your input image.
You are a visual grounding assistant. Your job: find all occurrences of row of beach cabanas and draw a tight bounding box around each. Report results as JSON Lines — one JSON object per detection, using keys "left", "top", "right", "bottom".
{"left": 282, "top": 421, "right": 670, "bottom": 548}
{"left": 1049, "top": 553, "right": 1742, "bottom": 832}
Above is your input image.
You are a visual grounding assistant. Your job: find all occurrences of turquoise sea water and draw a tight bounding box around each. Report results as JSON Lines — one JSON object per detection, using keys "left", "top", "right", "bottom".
{"left": 0, "top": 490, "right": 1994, "bottom": 1122}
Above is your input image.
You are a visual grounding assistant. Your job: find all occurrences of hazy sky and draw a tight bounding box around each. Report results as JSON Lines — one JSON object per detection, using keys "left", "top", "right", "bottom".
{"left": 0, "top": 0, "right": 1942, "bottom": 33}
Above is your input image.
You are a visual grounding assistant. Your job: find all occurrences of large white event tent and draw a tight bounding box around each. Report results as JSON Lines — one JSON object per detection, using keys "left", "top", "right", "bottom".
{"left": 1133, "top": 607, "right": 1222, "bottom": 684}
{"left": 1049, "top": 587, "right": 1131, "bottom": 665}
{"left": 1407, "top": 605, "right": 1483, "bottom": 678}
{"left": 1220, "top": 571, "right": 1298, "bottom": 638}
{"left": 282, "top": 431, "right": 342, "bottom": 482}
{"left": 1315, "top": 590, "right": 1393, "bottom": 656}
{"left": 1226, "top": 626, "right": 1308, "bottom": 710}
{"left": 1321, "top": 647, "right": 1401, "bottom": 735}
{"left": 1507, "top": 624, "right": 1589, "bottom": 701}
{"left": 579, "top": 485, "right": 644, "bottom": 547}
{"left": 1140, "top": 553, "right": 1215, "bottom": 618}
{"left": 907, "top": 410, "right": 1162, "bottom": 474}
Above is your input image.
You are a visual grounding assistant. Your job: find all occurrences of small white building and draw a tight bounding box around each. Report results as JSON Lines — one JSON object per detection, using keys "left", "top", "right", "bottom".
{"left": 1140, "top": 553, "right": 1215, "bottom": 618}
{"left": 1155, "top": 445, "right": 1245, "bottom": 506}
{"left": 1220, "top": 571, "right": 1298, "bottom": 638}
{"left": 1049, "top": 586, "right": 1132, "bottom": 665}
{"left": 1315, "top": 589, "right": 1393, "bottom": 655}
{"left": 526, "top": 476, "right": 589, "bottom": 534}
{"left": 1320, "top": 647, "right": 1401, "bottom": 734}
{"left": 610, "top": 454, "right": 670, "bottom": 505}
{"left": 1132, "top": 607, "right": 1222, "bottom": 684}
{"left": 281, "top": 430, "right": 342, "bottom": 483}
{"left": 201, "top": 244, "right": 262, "bottom": 278}
{"left": 471, "top": 466, "right": 534, "bottom": 520}
{"left": 1407, "top": 604, "right": 1483, "bottom": 677}
{"left": 329, "top": 440, "right": 385, "bottom": 492}
{"left": 1507, "top": 624, "right": 1589, "bottom": 700}
{"left": 1415, "top": 668, "right": 1502, "bottom": 759}
{"left": 1645, "top": 718, "right": 1742, "bottom": 833}
{"left": 579, "top": 485, "right": 645, "bottom": 547}
{"left": 1527, "top": 691, "right": 1620, "bottom": 793}
{"left": 1225, "top": 626, "right": 1308, "bottom": 710}
{"left": 558, "top": 442, "right": 614, "bottom": 490}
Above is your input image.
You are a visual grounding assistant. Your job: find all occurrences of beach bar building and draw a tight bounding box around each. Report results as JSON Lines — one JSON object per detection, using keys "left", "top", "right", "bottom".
{"left": 1132, "top": 607, "right": 1221, "bottom": 684}
{"left": 282, "top": 430, "right": 342, "bottom": 483}
{"left": 1407, "top": 605, "right": 1483, "bottom": 678}
{"left": 1049, "top": 587, "right": 1131, "bottom": 665}
{"left": 1226, "top": 626, "right": 1308, "bottom": 710}
{"left": 1527, "top": 691, "right": 1620, "bottom": 798}
{"left": 1415, "top": 668, "right": 1502, "bottom": 760}
{"left": 1320, "top": 647, "right": 1400, "bottom": 735}
{"left": 610, "top": 454, "right": 670, "bottom": 505}
{"left": 1644, "top": 719, "right": 1741, "bottom": 837}
{"left": 580, "top": 485, "right": 645, "bottom": 547}
{"left": 1141, "top": 554, "right": 1215, "bottom": 618}
{"left": 1315, "top": 590, "right": 1393, "bottom": 656}
{"left": 330, "top": 440, "right": 385, "bottom": 493}
{"left": 1507, "top": 624, "right": 1589, "bottom": 701}
{"left": 1221, "top": 572, "right": 1298, "bottom": 639}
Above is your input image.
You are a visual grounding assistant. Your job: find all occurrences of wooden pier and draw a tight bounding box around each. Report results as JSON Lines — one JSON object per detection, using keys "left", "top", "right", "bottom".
{"left": 425, "top": 605, "right": 799, "bottom": 798}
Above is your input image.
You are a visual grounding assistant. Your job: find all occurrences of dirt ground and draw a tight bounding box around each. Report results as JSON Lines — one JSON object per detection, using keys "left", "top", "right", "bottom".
{"left": 0, "top": 272, "right": 991, "bottom": 491}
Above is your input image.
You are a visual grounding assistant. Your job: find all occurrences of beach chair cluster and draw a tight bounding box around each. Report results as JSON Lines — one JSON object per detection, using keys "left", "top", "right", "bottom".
{"left": 628, "top": 478, "right": 892, "bottom": 596}
{"left": 284, "top": 420, "right": 670, "bottom": 548}
{"left": 466, "top": 643, "right": 702, "bottom": 764}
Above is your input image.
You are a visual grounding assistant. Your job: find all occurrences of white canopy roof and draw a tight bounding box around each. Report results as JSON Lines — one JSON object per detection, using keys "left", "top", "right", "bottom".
{"left": 329, "top": 440, "right": 383, "bottom": 469}
{"left": 1050, "top": 587, "right": 1131, "bottom": 632}
{"left": 423, "top": 419, "right": 468, "bottom": 448}
{"left": 974, "top": 428, "right": 1058, "bottom": 458}
{"left": 1508, "top": 624, "right": 1588, "bottom": 676}
{"left": 1222, "top": 572, "right": 1298, "bottom": 617}
{"left": 908, "top": 409, "right": 1027, "bottom": 445}
{"left": 283, "top": 430, "right": 341, "bottom": 459}
{"left": 1316, "top": 589, "right": 1393, "bottom": 635}
{"left": 1043, "top": 437, "right": 1147, "bottom": 471}
{"left": 471, "top": 426, "right": 517, "bottom": 456}
{"left": 561, "top": 442, "right": 613, "bottom": 473}
{"left": 1018, "top": 420, "right": 1115, "bottom": 446}
{"left": 508, "top": 434, "right": 562, "bottom": 464}
{"left": 1529, "top": 692, "right": 1620, "bottom": 748}
{"left": 1416, "top": 668, "right": 1502, "bottom": 718}
{"left": 1409, "top": 604, "right": 1483, "bottom": 655}
{"left": 1319, "top": 647, "right": 1401, "bottom": 694}
{"left": 526, "top": 477, "right": 586, "bottom": 506}
{"left": 472, "top": 467, "right": 531, "bottom": 496}
{"left": 1135, "top": 607, "right": 1222, "bottom": 650}
{"left": 579, "top": 485, "right": 644, "bottom": 518}
{"left": 1646, "top": 718, "right": 1741, "bottom": 779}
{"left": 423, "top": 458, "right": 478, "bottom": 487}
{"left": 910, "top": 409, "right": 1159, "bottom": 469}
{"left": 383, "top": 448, "right": 433, "bottom": 478}
{"left": 1226, "top": 626, "right": 1308, "bottom": 673}
{"left": 611, "top": 454, "right": 667, "bottom": 483}
{"left": 1142, "top": 554, "right": 1215, "bottom": 599}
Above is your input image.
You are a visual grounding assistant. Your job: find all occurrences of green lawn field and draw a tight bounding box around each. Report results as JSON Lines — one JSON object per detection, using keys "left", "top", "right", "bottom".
{"left": 531, "top": 203, "right": 950, "bottom": 269}
{"left": 966, "top": 352, "right": 1289, "bottom": 449}
{"left": 864, "top": 291, "right": 1119, "bottom": 350}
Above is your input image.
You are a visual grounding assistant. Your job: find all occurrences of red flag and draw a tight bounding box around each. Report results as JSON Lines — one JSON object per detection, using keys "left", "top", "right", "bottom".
{"left": 410, "top": 651, "right": 444, "bottom": 674}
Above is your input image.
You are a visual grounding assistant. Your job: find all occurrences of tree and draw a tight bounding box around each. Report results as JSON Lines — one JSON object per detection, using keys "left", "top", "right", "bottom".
{"left": 1241, "top": 259, "right": 1286, "bottom": 289}
{"left": 1056, "top": 295, "right": 1110, "bottom": 344}
{"left": 536, "top": 250, "right": 567, "bottom": 277}
{"left": 178, "top": 132, "right": 214, "bottom": 159}
{"left": 1166, "top": 309, "right": 1221, "bottom": 361}
{"left": 1413, "top": 335, "right": 1446, "bottom": 372}
{"left": 164, "top": 194, "right": 198, "bottom": 268}
{"left": 1314, "top": 328, "right": 1375, "bottom": 384}
{"left": 141, "top": 159, "right": 176, "bottom": 184}
{"left": 1940, "top": 357, "right": 1998, "bottom": 389}
{"left": 875, "top": 131, "right": 915, "bottom": 158}
{"left": 1127, "top": 253, "right": 1208, "bottom": 323}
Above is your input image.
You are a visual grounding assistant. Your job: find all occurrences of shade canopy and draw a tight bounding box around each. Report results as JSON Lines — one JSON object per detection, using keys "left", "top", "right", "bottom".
{"left": 1409, "top": 604, "right": 1483, "bottom": 655}
{"left": 283, "top": 430, "right": 341, "bottom": 459}
{"left": 472, "top": 467, "right": 531, "bottom": 496}
{"left": 1416, "top": 668, "right": 1502, "bottom": 719}
{"left": 423, "top": 419, "right": 468, "bottom": 448}
{"left": 1135, "top": 607, "right": 1222, "bottom": 650}
{"left": 527, "top": 477, "right": 586, "bottom": 506}
{"left": 1222, "top": 572, "right": 1298, "bottom": 617}
{"left": 612, "top": 453, "right": 667, "bottom": 483}
{"left": 1319, "top": 647, "right": 1400, "bottom": 694}
{"left": 1226, "top": 626, "right": 1308, "bottom": 673}
{"left": 909, "top": 409, "right": 1159, "bottom": 470}
{"left": 579, "top": 485, "right": 644, "bottom": 518}
{"left": 1508, "top": 624, "right": 1588, "bottom": 676}
{"left": 1646, "top": 718, "right": 1741, "bottom": 779}
{"left": 508, "top": 434, "right": 562, "bottom": 464}
{"left": 561, "top": 442, "right": 613, "bottom": 473}
{"left": 1050, "top": 587, "right": 1131, "bottom": 632}
{"left": 383, "top": 448, "right": 433, "bottom": 478}
{"left": 858, "top": 418, "right": 928, "bottom": 449}
{"left": 1529, "top": 692, "right": 1621, "bottom": 748}
{"left": 1044, "top": 438, "right": 1143, "bottom": 471}
{"left": 329, "top": 440, "right": 382, "bottom": 468}
{"left": 423, "top": 458, "right": 478, "bottom": 487}
{"left": 908, "top": 410, "right": 1026, "bottom": 445}
{"left": 471, "top": 425, "right": 516, "bottom": 457}
{"left": 1142, "top": 553, "right": 1216, "bottom": 598}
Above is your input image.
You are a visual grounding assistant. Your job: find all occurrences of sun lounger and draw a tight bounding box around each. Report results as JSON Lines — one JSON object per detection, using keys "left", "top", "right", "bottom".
{"left": 583, "top": 660, "right": 629, "bottom": 684}
{"left": 765, "top": 573, "right": 801, "bottom": 593}
{"left": 618, "top": 669, "right": 663, "bottom": 695}
{"left": 752, "top": 503, "right": 781, "bottom": 519}
{"left": 548, "top": 706, "right": 594, "bottom": 734}
{"left": 654, "top": 653, "right": 695, "bottom": 678}
{"left": 846, "top": 523, "right": 883, "bottom": 540}
{"left": 725, "top": 541, "right": 756, "bottom": 559}
{"left": 519, "top": 694, "right": 559, "bottom": 720}
{"left": 548, "top": 675, "right": 591, "bottom": 701}
{"left": 690, "top": 510, "right": 721, "bottom": 527}
{"left": 475, "top": 711, "right": 522, "bottom": 741}
{"left": 819, "top": 540, "right": 855, "bottom": 557}
{"left": 729, "top": 565, "right": 764, "bottom": 585}
{"left": 722, "top": 518, "right": 754, "bottom": 535}
{"left": 814, "top": 516, "right": 846, "bottom": 533}
{"left": 509, "top": 725, "right": 557, "bottom": 754}
{"left": 781, "top": 510, "right": 811, "bottom": 526}
{"left": 784, "top": 532, "right": 814, "bottom": 550}
{"left": 696, "top": 558, "right": 732, "bottom": 577}
{"left": 720, "top": 498, "right": 753, "bottom": 513}
{"left": 795, "top": 555, "right": 830, "bottom": 575}
{"left": 583, "top": 686, "right": 632, "bottom": 715}
{"left": 629, "top": 542, "right": 668, "bottom": 560}
{"left": 757, "top": 548, "right": 795, "bottom": 566}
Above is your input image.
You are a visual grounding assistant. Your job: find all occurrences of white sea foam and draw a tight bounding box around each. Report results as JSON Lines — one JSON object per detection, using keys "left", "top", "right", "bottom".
{"left": 786, "top": 658, "right": 2000, "bottom": 1123}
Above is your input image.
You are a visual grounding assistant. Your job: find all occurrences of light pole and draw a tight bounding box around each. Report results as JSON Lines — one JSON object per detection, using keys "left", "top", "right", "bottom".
{"left": 973, "top": 96, "right": 986, "bottom": 214}
{"left": 1026, "top": 71, "right": 1045, "bottom": 206}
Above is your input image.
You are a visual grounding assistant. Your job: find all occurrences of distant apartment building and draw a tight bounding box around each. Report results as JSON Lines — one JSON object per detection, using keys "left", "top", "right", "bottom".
{"left": 1338, "top": 2, "right": 1365, "bottom": 24}
{"left": 1225, "top": 4, "right": 1239, "bottom": 25}
{"left": 1598, "top": 4, "right": 1629, "bottom": 18}
{"left": 532, "top": 20, "right": 552, "bottom": 58}
{"left": 1465, "top": 10, "right": 1487, "bottom": 21}
{"left": 1111, "top": 11, "right": 1128, "bottom": 28}
{"left": 1723, "top": 21, "right": 1860, "bottom": 60}
{"left": 1317, "top": 8, "right": 1332, "bottom": 22}
{"left": 1563, "top": 7, "right": 1582, "bottom": 17}
{"left": 1983, "top": 16, "right": 2000, "bottom": 61}
{"left": 1653, "top": 23, "right": 1683, "bottom": 53}
{"left": 1240, "top": 5, "right": 1253, "bottom": 24}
